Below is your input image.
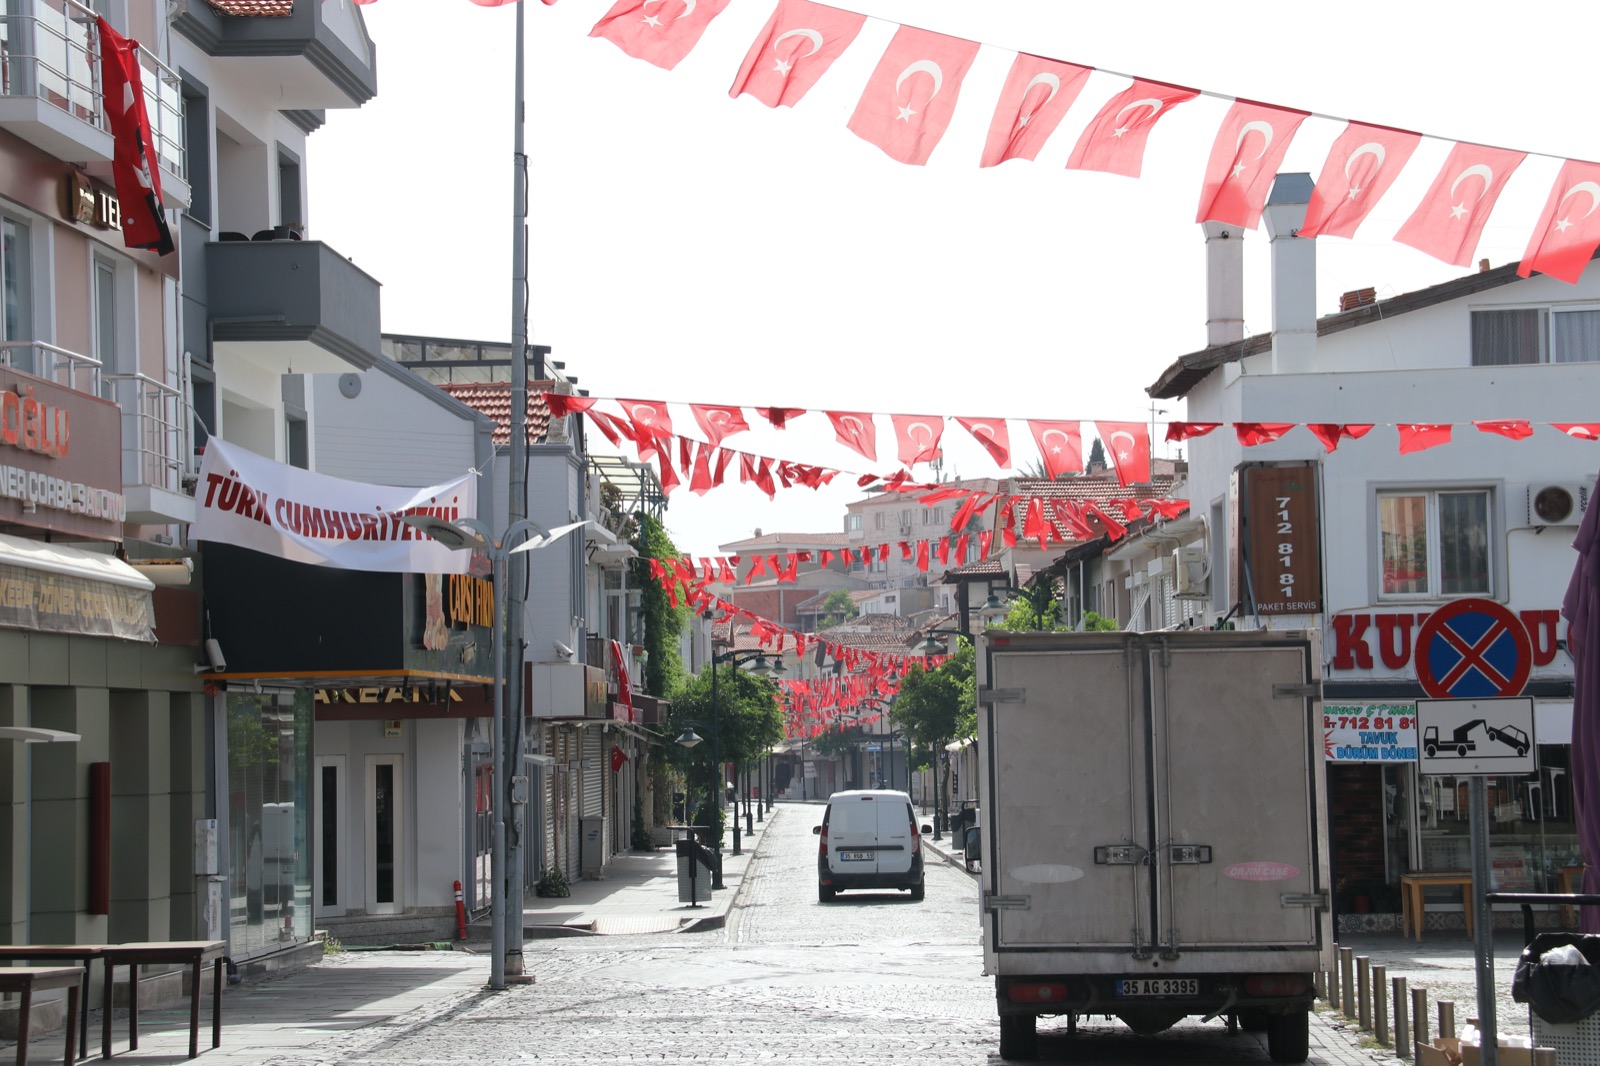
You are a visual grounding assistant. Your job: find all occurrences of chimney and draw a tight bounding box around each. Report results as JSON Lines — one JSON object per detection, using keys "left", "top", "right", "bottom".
{"left": 1263, "top": 173, "right": 1316, "bottom": 375}
{"left": 1203, "top": 221, "right": 1244, "bottom": 347}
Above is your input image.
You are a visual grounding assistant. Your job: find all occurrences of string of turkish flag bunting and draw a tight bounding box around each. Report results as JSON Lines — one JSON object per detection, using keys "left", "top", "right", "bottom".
{"left": 386, "top": 0, "right": 1600, "bottom": 285}
{"left": 643, "top": 565, "right": 934, "bottom": 733}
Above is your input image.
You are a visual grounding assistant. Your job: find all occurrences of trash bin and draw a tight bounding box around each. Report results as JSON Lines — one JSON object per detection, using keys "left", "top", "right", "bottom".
{"left": 675, "top": 837, "right": 717, "bottom": 906}
{"left": 1512, "top": 933, "right": 1600, "bottom": 1064}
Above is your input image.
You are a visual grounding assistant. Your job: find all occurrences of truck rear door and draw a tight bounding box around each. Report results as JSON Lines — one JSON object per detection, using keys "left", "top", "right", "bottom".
{"left": 983, "top": 632, "right": 1324, "bottom": 957}
{"left": 985, "top": 639, "right": 1151, "bottom": 950}
{"left": 1151, "top": 639, "right": 1323, "bottom": 950}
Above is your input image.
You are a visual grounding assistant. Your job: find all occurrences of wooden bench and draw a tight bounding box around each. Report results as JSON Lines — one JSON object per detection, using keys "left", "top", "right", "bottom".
{"left": 0, "top": 948, "right": 103, "bottom": 1061}
{"left": 0, "top": 966, "right": 83, "bottom": 1066}
{"left": 99, "top": 941, "right": 226, "bottom": 1060}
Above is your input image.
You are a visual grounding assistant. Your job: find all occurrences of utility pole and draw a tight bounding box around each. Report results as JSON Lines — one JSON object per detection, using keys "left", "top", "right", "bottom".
{"left": 503, "top": 0, "right": 531, "bottom": 984}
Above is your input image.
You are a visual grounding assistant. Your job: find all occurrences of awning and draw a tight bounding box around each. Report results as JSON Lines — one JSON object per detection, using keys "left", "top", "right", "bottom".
{"left": 0, "top": 533, "right": 155, "bottom": 642}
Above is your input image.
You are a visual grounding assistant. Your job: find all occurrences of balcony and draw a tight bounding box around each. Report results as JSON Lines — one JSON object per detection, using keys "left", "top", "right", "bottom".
{"left": 0, "top": 338, "right": 100, "bottom": 394}
{"left": 171, "top": 0, "right": 376, "bottom": 115}
{"left": 205, "top": 237, "right": 382, "bottom": 372}
{"left": 0, "top": 1, "right": 188, "bottom": 207}
{"left": 104, "top": 372, "right": 194, "bottom": 526}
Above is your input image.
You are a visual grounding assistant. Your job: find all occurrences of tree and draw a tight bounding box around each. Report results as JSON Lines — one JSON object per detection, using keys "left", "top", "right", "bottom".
{"left": 818, "top": 589, "right": 858, "bottom": 628}
{"left": 1081, "top": 609, "right": 1120, "bottom": 632}
{"left": 891, "top": 641, "right": 976, "bottom": 829}
{"left": 665, "top": 663, "right": 784, "bottom": 845}
{"left": 993, "top": 581, "right": 1068, "bottom": 632}
{"left": 1087, "top": 436, "right": 1107, "bottom": 471}
{"left": 629, "top": 512, "right": 689, "bottom": 699}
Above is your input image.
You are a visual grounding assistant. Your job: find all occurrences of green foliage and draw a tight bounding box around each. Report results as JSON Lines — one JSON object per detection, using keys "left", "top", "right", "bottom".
{"left": 1087, "top": 437, "right": 1107, "bottom": 470}
{"left": 598, "top": 481, "right": 639, "bottom": 543}
{"left": 892, "top": 640, "right": 976, "bottom": 756}
{"left": 808, "top": 723, "right": 859, "bottom": 758}
{"left": 1081, "top": 610, "right": 1120, "bottom": 632}
{"left": 666, "top": 664, "right": 783, "bottom": 772}
{"left": 691, "top": 800, "right": 724, "bottom": 848}
{"left": 322, "top": 936, "right": 345, "bottom": 956}
{"left": 993, "top": 582, "right": 1070, "bottom": 632}
{"left": 629, "top": 513, "right": 688, "bottom": 698}
{"left": 535, "top": 866, "right": 570, "bottom": 898}
{"left": 631, "top": 784, "right": 653, "bottom": 850}
{"left": 818, "top": 589, "right": 858, "bottom": 628}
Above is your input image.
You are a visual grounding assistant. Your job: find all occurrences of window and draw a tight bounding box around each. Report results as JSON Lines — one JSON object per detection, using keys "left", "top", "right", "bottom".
{"left": 845, "top": 514, "right": 863, "bottom": 532}
{"left": 874, "top": 512, "right": 885, "bottom": 530}
{"left": 1, "top": 216, "right": 31, "bottom": 358}
{"left": 921, "top": 507, "right": 943, "bottom": 525}
{"left": 1472, "top": 308, "right": 1600, "bottom": 365}
{"left": 1378, "top": 489, "right": 1491, "bottom": 598}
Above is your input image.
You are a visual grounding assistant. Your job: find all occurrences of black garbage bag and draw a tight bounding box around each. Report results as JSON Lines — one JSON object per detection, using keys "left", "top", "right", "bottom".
{"left": 1511, "top": 932, "right": 1600, "bottom": 1024}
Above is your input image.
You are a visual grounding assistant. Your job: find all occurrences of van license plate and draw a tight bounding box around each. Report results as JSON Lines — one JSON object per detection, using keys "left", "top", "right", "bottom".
{"left": 1116, "top": 978, "right": 1198, "bottom": 997}
{"left": 838, "top": 851, "right": 873, "bottom": 861}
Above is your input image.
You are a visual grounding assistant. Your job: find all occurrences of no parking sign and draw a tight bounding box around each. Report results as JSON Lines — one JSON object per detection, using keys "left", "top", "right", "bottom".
{"left": 1414, "top": 598, "right": 1532, "bottom": 700}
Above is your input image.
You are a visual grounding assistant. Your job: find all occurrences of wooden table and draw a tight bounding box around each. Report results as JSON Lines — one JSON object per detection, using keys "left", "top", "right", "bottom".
{"left": 1400, "top": 871, "right": 1475, "bottom": 942}
{"left": 0, "top": 966, "right": 83, "bottom": 1066}
{"left": 0, "top": 946, "right": 104, "bottom": 1060}
{"left": 99, "top": 941, "right": 226, "bottom": 1060}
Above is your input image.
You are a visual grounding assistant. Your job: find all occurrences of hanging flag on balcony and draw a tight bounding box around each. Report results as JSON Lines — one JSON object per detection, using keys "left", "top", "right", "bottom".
{"left": 96, "top": 18, "right": 174, "bottom": 256}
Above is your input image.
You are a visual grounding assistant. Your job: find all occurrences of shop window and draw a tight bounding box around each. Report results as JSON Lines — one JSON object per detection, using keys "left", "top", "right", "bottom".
{"left": 227, "top": 690, "right": 313, "bottom": 958}
{"left": 1472, "top": 307, "right": 1600, "bottom": 365}
{"left": 1377, "top": 489, "right": 1491, "bottom": 599}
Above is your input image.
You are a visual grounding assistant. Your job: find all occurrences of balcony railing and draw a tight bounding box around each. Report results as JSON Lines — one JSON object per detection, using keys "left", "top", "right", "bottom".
{"left": 103, "top": 371, "right": 190, "bottom": 495}
{"left": 0, "top": 338, "right": 100, "bottom": 395}
{"left": 0, "top": 0, "right": 184, "bottom": 184}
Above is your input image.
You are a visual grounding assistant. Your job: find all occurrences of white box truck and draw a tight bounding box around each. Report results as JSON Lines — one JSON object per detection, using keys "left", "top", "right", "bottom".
{"left": 976, "top": 630, "right": 1331, "bottom": 1062}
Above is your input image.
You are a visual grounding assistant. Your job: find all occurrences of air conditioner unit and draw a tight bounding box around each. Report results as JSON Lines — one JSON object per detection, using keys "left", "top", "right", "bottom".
{"left": 1175, "top": 546, "right": 1210, "bottom": 599}
{"left": 1527, "top": 482, "right": 1591, "bottom": 527}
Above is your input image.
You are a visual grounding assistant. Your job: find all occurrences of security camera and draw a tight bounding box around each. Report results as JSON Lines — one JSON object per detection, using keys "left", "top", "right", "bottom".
{"left": 554, "top": 641, "right": 575, "bottom": 660}
{"left": 194, "top": 637, "right": 227, "bottom": 674}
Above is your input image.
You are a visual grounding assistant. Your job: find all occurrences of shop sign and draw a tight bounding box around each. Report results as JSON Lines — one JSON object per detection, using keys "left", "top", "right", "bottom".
{"left": 314, "top": 687, "right": 466, "bottom": 705}
{"left": 0, "top": 367, "right": 124, "bottom": 539}
{"left": 0, "top": 561, "right": 153, "bottom": 640}
{"left": 1239, "top": 464, "right": 1323, "bottom": 615}
{"left": 1331, "top": 609, "right": 1562, "bottom": 674}
{"left": 1322, "top": 703, "right": 1418, "bottom": 762}
{"left": 62, "top": 172, "right": 122, "bottom": 232}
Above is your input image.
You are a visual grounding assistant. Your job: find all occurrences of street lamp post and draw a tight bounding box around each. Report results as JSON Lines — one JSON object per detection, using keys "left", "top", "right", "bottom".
{"left": 705, "top": 647, "right": 780, "bottom": 857}
{"left": 401, "top": 514, "right": 578, "bottom": 991}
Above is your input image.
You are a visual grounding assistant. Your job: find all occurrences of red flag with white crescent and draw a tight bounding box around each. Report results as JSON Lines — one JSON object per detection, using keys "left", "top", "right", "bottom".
{"left": 827, "top": 411, "right": 878, "bottom": 462}
{"left": 1300, "top": 122, "right": 1422, "bottom": 240}
{"left": 890, "top": 414, "right": 944, "bottom": 465}
{"left": 728, "top": 0, "right": 865, "bottom": 108}
{"left": 1195, "top": 100, "right": 1309, "bottom": 229}
{"left": 689, "top": 404, "right": 749, "bottom": 446}
{"left": 1066, "top": 78, "right": 1197, "bottom": 178}
{"left": 1094, "top": 421, "right": 1150, "bottom": 487}
{"left": 1394, "top": 143, "right": 1526, "bottom": 267}
{"left": 1517, "top": 159, "right": 1600, "bottom": 284}
{"left": 846, "top": 26, "right": 980, "bottom": 166}
{"left": 96, "top": 18, "right": 174, "bottom": 256}
{"left": 981, "top": 53, "right": 1092, "bottom": 167}
{"left": 955, "top": 417, "right": 1011, "bottom": 467}
{"left": 590, "top": 0, "right": 731, "bottom": 71}
{"left": 1027, "top": 420, "right": 1083, "bottom": 479}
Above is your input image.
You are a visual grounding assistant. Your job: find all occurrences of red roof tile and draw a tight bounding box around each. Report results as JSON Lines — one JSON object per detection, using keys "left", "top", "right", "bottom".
{"left": 207, "top": 0, "right": 293, "bottom": 15}
{"left": 438, "top": 382, "right": 552, "bottom": 446}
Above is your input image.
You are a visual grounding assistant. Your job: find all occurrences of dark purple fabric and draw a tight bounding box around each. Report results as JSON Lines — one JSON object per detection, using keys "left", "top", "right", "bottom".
{"left": 1563, "top": 469, "right": 1600, "bottom": 932}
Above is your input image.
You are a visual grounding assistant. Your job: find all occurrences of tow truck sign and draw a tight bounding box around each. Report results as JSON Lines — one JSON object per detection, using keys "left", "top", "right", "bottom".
{"left": 1414, "top": 697, "right": 1537, "bottom": 776}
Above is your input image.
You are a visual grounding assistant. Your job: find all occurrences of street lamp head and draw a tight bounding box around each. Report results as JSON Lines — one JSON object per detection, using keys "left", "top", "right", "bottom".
{"left": 917, "top": 633, "right": 946, "bottom": 657}
{"left": 398, "top": 514, "right": 488, "bottom": 552}
{"left": 676, "top": 727, "right": 704, "bottom": 749}
{"left": 765, "top": 654, "right": 787, "bottom": 676}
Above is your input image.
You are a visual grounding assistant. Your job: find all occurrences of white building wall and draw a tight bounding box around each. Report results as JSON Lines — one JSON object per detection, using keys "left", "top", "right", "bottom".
{"left": 309, "top": 372, "right": 479, "bottom": 485}
{"left": 412, "top": 719, "right": 464, "bottom": 909}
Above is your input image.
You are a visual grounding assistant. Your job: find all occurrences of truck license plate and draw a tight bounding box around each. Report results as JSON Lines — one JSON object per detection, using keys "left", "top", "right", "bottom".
{"left": 838, "top": 851, "right": 873, "bottom": 861}
{"left": 1116, "top": 978, "right": 1198, "bottom": 997}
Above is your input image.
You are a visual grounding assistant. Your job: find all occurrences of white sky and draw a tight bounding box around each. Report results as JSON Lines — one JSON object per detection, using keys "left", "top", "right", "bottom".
{"left": 308, "top": 0, "right": 1600, "bottom": 558}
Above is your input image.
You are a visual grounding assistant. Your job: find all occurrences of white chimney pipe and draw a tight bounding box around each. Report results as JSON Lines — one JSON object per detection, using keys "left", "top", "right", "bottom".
{"left": 1203, "top": 221, "right": 1244, "bottom": 347}
{"left": 1264, "top": 173, "right": 1317, "bottom": 375}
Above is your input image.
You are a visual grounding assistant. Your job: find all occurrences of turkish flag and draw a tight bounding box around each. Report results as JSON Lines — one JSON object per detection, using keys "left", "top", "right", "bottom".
{"left": 1300, "top": 122, "right": 1422, "bottom": 240}
{"left": 1027, "top": 420, "right": 1083, "bottom": 479}
{"left": 1144, "top": 499, "right": 1188, "bottom": 520}
{"left": 689, "top": 441, "right": 715, "bottom": 495}
{"left": 846, "top": 26, "right": 980, "bottom": 166}
{"left": 1394, "top": 143, "right": 1526, "bottom": 267}
{"left": 1166, "top": 422, "right": 1220, "bottom": 442}
{"left": 1397, "top": 424, "right": 1453, "bottom": 454}
{"left": 1235, "top": 422, "right": 1295, "bottom": 446}
{"left": 611, "top": 640, "right": 634, "bottom": 722}
{"left": 1065, "top": 78, "right": 1198, "bottom": 178}
{"left": 1086, "top": 502, "right": 1127, "bottom": 542}
{"left": 611, "top": 745, "right": 628, "bottom": 772}
{"left": 1517, "top": 160, "right": 1600, "bottom": 284}
{"left": 97, "top": 18, "right": 174, "bottom": 256}
{"left": 728, "top": 0, "right": 865, "bottom": 108}
{"left": 956, "top": 417, "right": 1012, "bottom": 467}
{"left": 589, "top": 0, "right": 730, "bottom": 71}
{"left": 542, "top": 393, "right": 595, "bottom": 418}
{"left": 1554, "top": 423, "right": 1600, "bottom": 441}
{"left": 689, "top": 403, "right": 749, "bottom": 446}
{"left": 618, "top": 398, "right": 674, "bottom": 445}
{"left": 1475, "top": 419, "right": 1535, "bottom": 440}
{"left": 1095, "top": 421, "right": 1150, "bottom": 487}
{"left": 890, "top": 414, "right": 944, "bottom": 465}
{"left": 827, "top": 411, "right": 878, "bottom": 462}
{"left": 1306, "top": 423, "right": 1374, "bottom": 452}
{"left": 1195, "top": 101, "right": 1308, "bottom": 229}
{"left": 980, "top": 54, "right": 1092, "bottom": 167}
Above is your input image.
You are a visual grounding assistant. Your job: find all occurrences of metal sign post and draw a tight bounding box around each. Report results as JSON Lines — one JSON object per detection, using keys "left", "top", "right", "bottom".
{"left": 1467, "top": 775, "right": 1498, "bottom": 1066}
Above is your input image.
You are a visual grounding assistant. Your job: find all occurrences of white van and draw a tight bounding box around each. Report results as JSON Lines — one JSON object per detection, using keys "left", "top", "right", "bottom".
{"left": 812, "top": 789, "right": 932, "bottom": 902}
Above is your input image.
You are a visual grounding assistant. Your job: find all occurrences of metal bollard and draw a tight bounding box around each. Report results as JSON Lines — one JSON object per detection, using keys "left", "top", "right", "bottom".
{"left": 1315, "top": 968, "right": 1327, "bottom": 1003}
{"left": 1393, "top": 976, "right": 1410, "bottom": 1060}
{"left": 1437, "top": 999, "right": 1455, "bottom": 1040}
{"left": 1340, "top": 946, "right": 1356, "bottom": 1021}
{"left": 1373, "top": 964, "right": 1389, "bottom": 1045}
{"left": 1357, "top": 956, "right": 1371, "bottom": 1031}
{"left": 1411, "top": 986, "right": 1429, "bottom": 1061}
{"left": 1327, "top": 966, "right": 1340, "bottom": 1010}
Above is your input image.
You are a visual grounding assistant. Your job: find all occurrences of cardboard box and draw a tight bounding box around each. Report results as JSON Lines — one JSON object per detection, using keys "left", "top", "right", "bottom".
{"left": 1417, "top": 1037, "right": 1462, "bottom": 1066}
{"left": 1459, "top": 1038, "right": 1537, "bottom": 1066}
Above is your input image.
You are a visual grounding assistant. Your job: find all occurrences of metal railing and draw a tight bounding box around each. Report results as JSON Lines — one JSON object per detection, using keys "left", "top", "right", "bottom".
{"left": 0, "top": 0, "right": 185, "bottom": 183}
{"left": 0, "top": 338, "right": 101, "bottom": 394}
{"left": 103, "top": 371, "right": 190, "bottom": 494}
